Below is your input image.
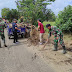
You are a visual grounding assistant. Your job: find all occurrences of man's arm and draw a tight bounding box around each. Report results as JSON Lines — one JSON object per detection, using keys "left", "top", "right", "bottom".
{"left": 38, "top": 26, "right": 40, "bottom": 31}
{"left": 15, "top": 24, "right": 21, "bottom": 31}
{"left": 46, "top": 32, "right": 51, "bottom": 42}
{"left": 48, "top": 32, "right": 51, "bottom": 38}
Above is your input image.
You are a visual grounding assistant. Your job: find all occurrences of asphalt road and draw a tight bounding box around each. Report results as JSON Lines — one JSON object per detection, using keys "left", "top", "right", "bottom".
{"left": 0, "top": 30, "right": 55, "bottom": 72}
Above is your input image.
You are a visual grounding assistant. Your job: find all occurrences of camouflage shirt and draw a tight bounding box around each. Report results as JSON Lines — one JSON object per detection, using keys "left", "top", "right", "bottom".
{"left": 0, "top": 21, "right": 5, "bottom": 35}
{"left": 48, "top": 26, "right": 63, "bottom": 38}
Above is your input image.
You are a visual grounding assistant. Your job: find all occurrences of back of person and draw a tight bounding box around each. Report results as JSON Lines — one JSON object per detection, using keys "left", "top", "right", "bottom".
{"left": 12, "top": 22, "right": 17, "bottom": 32}
{"left": 38, "top": 23, "right": 45, "bottom": 33}
{"left": 51, "top": 26, "right": 62, "bottom": 35}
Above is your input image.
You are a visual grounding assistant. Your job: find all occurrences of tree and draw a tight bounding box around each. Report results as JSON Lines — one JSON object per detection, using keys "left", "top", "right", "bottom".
{"left": 44, "top": 9, "right": 56, "bottom": 21}
{"left": 1, "top": 8, "right": 19, "bottom": 22}
{"left": 1, "top": 8, "right": 10, "bottom": 19}
{"left": 16, "top": 0, "right": 55, "bottom": 25}
{"left": 56, "top": 5, "right": 72, "bottom": 33}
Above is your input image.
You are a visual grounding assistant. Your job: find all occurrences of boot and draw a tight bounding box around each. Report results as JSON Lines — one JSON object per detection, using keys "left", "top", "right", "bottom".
{"left": 53, "top": 44, "right": 58, "bottom": 51}
{"left": 4, "top": 44, "right": 7, "bottom": 47}
{"left": 0, "top": 41, "right": 1, "bottom": 48}
{"left": 62, "top": 46, "right": 67, "bottom": 54}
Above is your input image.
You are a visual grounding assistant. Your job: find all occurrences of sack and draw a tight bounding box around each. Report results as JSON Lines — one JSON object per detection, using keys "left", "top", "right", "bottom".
{"left": 9, "top": 24, "right": 12, "bottom": 28}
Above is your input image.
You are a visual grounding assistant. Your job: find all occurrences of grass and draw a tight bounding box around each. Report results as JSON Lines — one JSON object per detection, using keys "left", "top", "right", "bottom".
{"left": 43, "top": 21, "right": 55, "bottom": 32}
{"left": 42, "top": 21, "right": 72, "bottom": 41}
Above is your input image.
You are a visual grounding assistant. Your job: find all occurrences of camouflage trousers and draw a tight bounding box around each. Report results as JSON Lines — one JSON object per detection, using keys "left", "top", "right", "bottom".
{"left": 0, "top": 34, "right": 5, "bottom": 44}
{"left": 54, "top": 33, "right": 65, "bottom": 47}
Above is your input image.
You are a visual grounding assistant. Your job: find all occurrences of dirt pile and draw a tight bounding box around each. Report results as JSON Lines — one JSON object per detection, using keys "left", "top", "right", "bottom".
{"left": 28, "top": 25, "right": 40, "bottom": 45}
{"left": 65, "top": 41, "right": 72, "bottom": 52}
{"left": 9, "top": 23, "right": 12, "bottom": 28}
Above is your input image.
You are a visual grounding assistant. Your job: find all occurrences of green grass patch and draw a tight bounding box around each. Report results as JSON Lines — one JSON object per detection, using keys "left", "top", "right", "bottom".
{"left": 43, "top": 21, "right": 55, "bottom": 32}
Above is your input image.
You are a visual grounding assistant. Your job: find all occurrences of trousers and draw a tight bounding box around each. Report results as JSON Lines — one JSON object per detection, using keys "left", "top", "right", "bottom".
{"left": 40, "top": 33, "right": 44, "bottom": 43}
{"left": 54, "top": 33, "right": 65, "bottom": 47}
{"left": 13, "top": 31, "right": 18, "bottom": 43}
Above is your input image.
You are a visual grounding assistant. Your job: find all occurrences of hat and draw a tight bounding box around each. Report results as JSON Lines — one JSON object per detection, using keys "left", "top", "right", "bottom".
{"left": 46, "top": 24, "right": 51, "bottom": 28}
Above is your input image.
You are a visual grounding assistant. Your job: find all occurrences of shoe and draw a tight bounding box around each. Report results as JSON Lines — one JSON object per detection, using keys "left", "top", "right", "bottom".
{"left": 16, "top": 42, "right": 19, "bottom": 44}
{"left": 13, "top": 43, "right": 16, "bottom": 45}
{"left": 4, "top": 45, "right": 7, "bottom": 47}
{"left": 53, "top": 48, "right": 58, "bottom": 51}
{"left": 62, "top": 46, "right": 67, "bottom": 54}
{"left": 63, "top": 50, "right": 67, "bottom": 54}
{"left": 53, "top": 44, "right": 58, "bottom": 51}
{"left": 39, "top": 42, "right": 43, "bottom": 45}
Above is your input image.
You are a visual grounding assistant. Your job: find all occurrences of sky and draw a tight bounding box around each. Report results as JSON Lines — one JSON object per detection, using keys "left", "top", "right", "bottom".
{"left": 0, "top": 0, "right": 72, "bottom": 17}
{"left": 47, "top": 0, "right": 72, "bottom": 15}
{"left": 0, "top": 0, "right": 17, "bottom": 17}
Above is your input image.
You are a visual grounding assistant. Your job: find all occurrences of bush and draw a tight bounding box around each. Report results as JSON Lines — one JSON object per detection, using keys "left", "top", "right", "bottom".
{"left": 56, "top": 5, "right": 72, "bottom": 33}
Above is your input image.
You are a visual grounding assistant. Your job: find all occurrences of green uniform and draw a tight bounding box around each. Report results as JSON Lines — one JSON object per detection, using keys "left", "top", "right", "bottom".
{"left": 48, "top": 26, "right": 65, "bottom": 47}
{"left": 48, "top": 26, "right": 66, "bottom": 54}
{"left": 0, "top": 21, "right": 5, "bottom": 44}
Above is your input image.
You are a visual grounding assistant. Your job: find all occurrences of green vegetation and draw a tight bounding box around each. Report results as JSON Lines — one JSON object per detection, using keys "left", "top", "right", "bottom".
{"left": 56, "top": 5, "right": 72, "bottom": 33}
{"left": 15, "top": 0, "right": 55, "bottom": 25}
{"left": 1, "top": 1, "right": 72, "bottom": 34}
{"left": 1, "top": 8, "right": 19, "bottom": 22}
{"left": 43, "top": 21, "right": 55, "bottom": 32}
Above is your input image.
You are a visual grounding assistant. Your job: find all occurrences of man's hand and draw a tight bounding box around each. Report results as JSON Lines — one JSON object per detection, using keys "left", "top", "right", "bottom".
{"left": 15, "top": 27, "right": 18, "bottom": 30}
{"left": 47, "top": 39, "right": 49, "bottom": 42}
{"left": 37, "top": 28, "right": 39, "bottom": 31}
{"left": 18, "top": 29, "right": 21, "bottom": 31}
{"left": 56, "top": 37, "right": 59, "bottom": 40}
{"left": 38, "top": 26, "right": 40, "bottom": 31}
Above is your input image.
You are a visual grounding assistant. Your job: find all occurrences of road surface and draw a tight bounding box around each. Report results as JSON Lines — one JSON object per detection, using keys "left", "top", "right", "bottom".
{"left": 0, "top": 30, "right": 55, "bottom": 72}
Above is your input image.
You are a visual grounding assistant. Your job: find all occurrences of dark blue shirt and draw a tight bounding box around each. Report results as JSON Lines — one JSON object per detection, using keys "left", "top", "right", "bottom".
{"left": 12, "top": 22, "right": 17, "bottom": 32}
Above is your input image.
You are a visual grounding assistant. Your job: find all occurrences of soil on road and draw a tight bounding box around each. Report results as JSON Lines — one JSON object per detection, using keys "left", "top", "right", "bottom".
{"left": 0, "top": 29, "right": 72, "bottom": 72}
{"left": 0, "top": 30, "right": 55, "bottom": 72}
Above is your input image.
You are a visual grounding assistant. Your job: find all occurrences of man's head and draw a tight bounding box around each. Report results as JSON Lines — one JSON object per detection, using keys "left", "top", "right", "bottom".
{"left": 13, "top": 19, "right": 17, "bottom": 23}
{"left": 46, "top": 24, "right": 51, "bottom": 30}
{"left": 37, "top": 19, "right": 41, "bottom": 23}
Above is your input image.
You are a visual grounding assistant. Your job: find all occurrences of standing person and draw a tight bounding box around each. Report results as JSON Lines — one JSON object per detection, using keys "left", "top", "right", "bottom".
{"left": 37, "top": 19, "right": 45, "bottom": 45}
{"left": 46, "top": 24, "right": 66, "bottom": 54}
{"left": 0, "top": 18, "right": 7, "bottom": 47}
{"left": 12, "top": 19, "right": 20, "bottom": 44}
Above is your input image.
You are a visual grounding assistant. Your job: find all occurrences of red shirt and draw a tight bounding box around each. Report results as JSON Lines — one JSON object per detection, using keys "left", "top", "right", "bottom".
{"left": 38, "top": 22, "right": 45, "bottom": 33}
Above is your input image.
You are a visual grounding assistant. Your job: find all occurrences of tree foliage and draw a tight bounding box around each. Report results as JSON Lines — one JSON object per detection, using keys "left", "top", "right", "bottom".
{"left": 56, "top": 5, "right": 72, "bottom": 33}
{"left": 16, "top": 0, "right": 55, "bottom": 25}
{"left": 1, "top": 8, "right": 10, "bottom": 18}
{"left": 44, "top": 9, "right": 56, "bottom": 21}
{"left": 1, "top": 8, "right": 19, "bottom": 22}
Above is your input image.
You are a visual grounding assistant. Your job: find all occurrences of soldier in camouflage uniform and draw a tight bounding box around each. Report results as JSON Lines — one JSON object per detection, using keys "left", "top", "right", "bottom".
{"left": 0, "top": 18, "right": 7, "bottom": 47}
{"left": 46, "top": 24, "right": 66, "bottom": 54}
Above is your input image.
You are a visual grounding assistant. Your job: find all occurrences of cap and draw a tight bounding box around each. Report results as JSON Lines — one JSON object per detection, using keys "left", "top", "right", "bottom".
{"left": 46, "top": 24, "right": 51, "bottom": 28}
